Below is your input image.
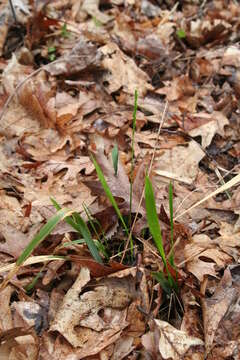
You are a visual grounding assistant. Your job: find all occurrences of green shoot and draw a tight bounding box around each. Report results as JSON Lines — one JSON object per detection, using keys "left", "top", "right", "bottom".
{"left": 91, "top": 154, "right": 129, "bottom": 238}
{"left": 169, "top": 182, "right": 174, "bottom": 266}
{"left": 83, "top": 202, "right": 108, "bottom": 248}
{"left": 25, "top": 268, "right": 43, "bottom": 293}
{"left": 129, "top": 90, "right": 138, "bottom": 220}
{"left": 153, "top": 271, "right": 172, "bottom": 295}
{"left": 17, "top": 208, "right": 73, "bottom": 266}
{"left": 176, "top": 28, "right": 186, "bottom": 39}
{"left": 48, "top": 46, "right": 56, "bottom": 61}
{"left": 111, "top": 144, "right": 119, "bottom": 176}
{"left": 92, "top": 16, "right": 102, "bottom": 27}
{"left": 145, "top": 177, "right": 167, "bottom": 267}
{"left": 63, "top": 238, "right": 85, "bottom": 246}
{"left": 61, "top": 23, "right": 70, "bottom": 38}
{"left": 82, "top": 203, "right": 109, "bottom": 259}
{"left": 51, "top": 198, "right": 103, "bottom": 264}
{"left": 145, "top": 176, "right": 176, "bottom": 289}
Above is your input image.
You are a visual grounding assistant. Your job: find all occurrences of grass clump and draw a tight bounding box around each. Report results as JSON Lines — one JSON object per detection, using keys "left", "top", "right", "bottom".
{"left": 145, "top": 176, "right": 178, "bottom": 292}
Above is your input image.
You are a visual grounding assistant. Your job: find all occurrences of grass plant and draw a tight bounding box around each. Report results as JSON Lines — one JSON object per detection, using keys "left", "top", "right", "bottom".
{"left": 51, "top": 198, "right": 103, "bottom": 263}
{"left": 145, "top": 176, "right": 177, "bottom": 292}
{"left": 111, "top": 143, "right": 119, "bottom": 176}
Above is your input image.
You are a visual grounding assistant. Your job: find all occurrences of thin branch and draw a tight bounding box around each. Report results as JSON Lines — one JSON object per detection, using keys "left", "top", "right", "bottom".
{"left": 8, "top": 0, "right": 18, "bottom": 23}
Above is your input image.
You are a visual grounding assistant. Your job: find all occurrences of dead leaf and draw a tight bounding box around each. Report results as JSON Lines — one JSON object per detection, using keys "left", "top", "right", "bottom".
{"left": 217, "top": 222, "right": 240, "bottom": 260}
{"left": 154, "top": 140, "right": 205, "bottom": 185}
{"left": 184, "top": 233, "right": 232, "bottom": 282}
{"left": 202, "top": 266, "right": 240, "bottom": 356}
{"left": 100, "top": 42, "right": 153, "bottom": 96}
{"left": 142, "top": 319, "right": 204, "bottom": 360}
{"left": 0, "top": 2, "right": 9, "bottom": 57}
{"left": 0, "top": 286, "right": 14, "bottom": 332}
{"left": 157, "top": 75, "right": 195, "bottom": 102}
{"left": 188, "top": 112, "right": 229, "bottom": 148}
{"left": 82, "top": 0, "right": 113, "bottom": 24}
{"left": 50, "top": 267, "right": 136, "bottom": 357}
{"left": 46, "top": 40, "right": 102, "bottom": 77}
{"left": 222, "top": 45, "right": 240, "bottom": 68}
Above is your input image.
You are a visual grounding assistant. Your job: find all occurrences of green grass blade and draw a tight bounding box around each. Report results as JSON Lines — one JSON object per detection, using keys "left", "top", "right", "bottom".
{"left": 129, "top": 90, "right": 138, "bottom": 218}
{"left": 176, "top": 28, "right": 186, "bottom": 39}
{"left": 83, "top": 202, "right": 108, "bottom": 248}
{"left": 153, "top": 271, "right": 172, "bottom": 295}
{"left": 145, "top": 176, "right": 167, "bottom": 267}
{"left": 90, "top": 155, "right": 129, "bottom": 237}
{"left": 82, "top": 203, "right": 100, "bottom": 242}
{"left": 16, "top": 208, "right": 72, "bottom": 266}
{"left": 72, "top": 212, "right": 103, "bottom": 263}
{"left": 51, "top": 198, "right": 103, "bottom": 264}
{"left": 111, "top": 144, "right": 119, "bottom": 176}
{"left": 128, "top": 90, "right": 138, "bottom": 255}
{"left": 63, "top": 239, "right": 85, "bottom": 246}
{"left": 82, "top": 203, "right": 109, "bottom": 258}
{"left": 25, "top": 268, "right": 43, "bottom": 293}
{"left": 169, "top": 182, "right": 174, "bottom": 266}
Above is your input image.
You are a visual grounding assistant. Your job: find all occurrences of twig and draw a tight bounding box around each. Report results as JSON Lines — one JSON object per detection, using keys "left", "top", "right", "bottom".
{"left": 0, "top": 255, "right": 64, "bottom": 291}
{"left": 8, "top": 0, "right": 18, "bottom": 23}
{"left": 174, "top": 172, "right": 240, "bottom": 221}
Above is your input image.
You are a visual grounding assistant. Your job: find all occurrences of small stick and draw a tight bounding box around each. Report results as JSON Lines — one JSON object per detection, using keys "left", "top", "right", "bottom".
{"left": 8, "top": 0, "right": 18, "bottom": 23}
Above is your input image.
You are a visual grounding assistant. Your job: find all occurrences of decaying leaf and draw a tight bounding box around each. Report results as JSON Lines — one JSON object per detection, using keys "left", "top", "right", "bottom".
{"left": 82, "top": 0, "right": 113, "bottom": 24}
{"left": 202, "top": 266, "right": 240, "bottom": 357}
{"left": 154, "top": 141, "right": 205, "bottom": 185}
{"left": 100, "top": 42, "right": 153, "bottom": 96}
{"left": 1, "top": 1, "right": 240, "bottom": 358}
{"left": 188, "top": 112, "right": 229, "bottom": 148}
{"left": 0, "top": 2, "right": 10, "bottom": 57}
{"left": 50, "top": 266, "right": 145, "bottom": 358}
{"left": 184, "top": 233, "right": 232, "bottom": 282}
{"left": 142, "top": 319, "right": 204, "bottom": 360}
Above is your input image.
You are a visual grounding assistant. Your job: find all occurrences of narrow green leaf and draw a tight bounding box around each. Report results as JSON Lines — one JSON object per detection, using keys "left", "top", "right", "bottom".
{"left": 153, "top": 271, "right": 172, "bottom": 295}
{"left": 129, "top": 90, "right": 138, "bottom": 256}
{"left": 176, "top": 28, "right": 186, "bottom": 39}
{"left": 51, "top": 198, "right": 103, "bottom": 264}
{"left": 91, "top": 155, "right": 129, "bottom": 236}
{"left": 111, "top": 144, "right": 119, "bottom": 176}
{"left": 61, "top": 23, "right": 70, "bottom": 38}
{"left": 72, "top": 212, "right": 103, "bottom": 263}
{"left": 145, "top": 176, "right": 167, "bottom": 266}
{"left": 133, "top": 89, "right": 138, "bottom": 128}
{"left": 25, "top": 269, "right": 43, "bottom": 293}
{"left": 82, "top": 203, "right": 108, "bottom": 258}
{"left": 17, "top": 208, "right": 71, "bottom": 266}
{"left": 169, "top": 182, "right": 174, "bottom": 266}
{"left": 48, "top": 46, "right": 56, "bottom": 54}
{"left": 130, "top": 90, "right": 138, "bottom": 211}
{"left": 63, "top": 239, "right": 85, "bottom": 247}
{"left": 92, "top": 16, "right": 102, "bottom": 27}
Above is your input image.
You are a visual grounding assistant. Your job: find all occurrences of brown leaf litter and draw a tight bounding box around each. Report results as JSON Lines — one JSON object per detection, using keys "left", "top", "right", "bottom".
{"left": 0, "top": 0, "right": 240, "bottom": 358}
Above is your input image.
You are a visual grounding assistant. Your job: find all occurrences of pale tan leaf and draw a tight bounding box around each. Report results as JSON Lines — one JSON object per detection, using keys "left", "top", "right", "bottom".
{"left": 156, "top": 319, "right": 204, "bottom": 359}
{"left": 175, "top": 172, "right": 240, "bottom": 220}
{"left": 189, "top": 111, "right": 229, "bottom": 148}
{"left": 154, "top": 141, "right": 205, "bottom": 185}
{"left": 100, "top": 42, "right": 153, "bottom": 96}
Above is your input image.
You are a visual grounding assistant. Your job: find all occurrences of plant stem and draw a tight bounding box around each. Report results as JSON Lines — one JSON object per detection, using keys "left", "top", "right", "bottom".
{"left": 9, "top": 0, "right": 18, "bottom": 23}
{"left": 129, "top": 90, "right": 138, "bottom": 255}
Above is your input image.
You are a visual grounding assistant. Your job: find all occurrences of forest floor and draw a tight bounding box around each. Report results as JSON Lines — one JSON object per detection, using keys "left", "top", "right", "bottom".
{"left": 0, "top": 0, "right": 240, "bottom": 359}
